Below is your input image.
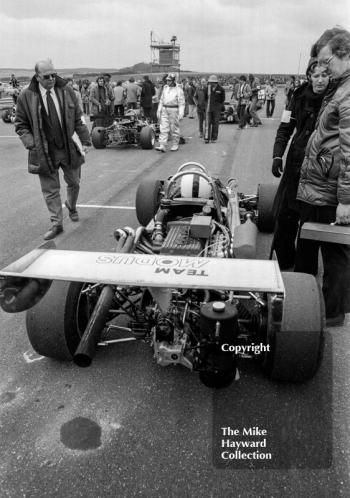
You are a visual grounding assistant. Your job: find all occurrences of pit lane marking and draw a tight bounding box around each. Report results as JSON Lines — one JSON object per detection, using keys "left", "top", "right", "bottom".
{"left": 62, "top": 204, "right": 135, "bottom": 210}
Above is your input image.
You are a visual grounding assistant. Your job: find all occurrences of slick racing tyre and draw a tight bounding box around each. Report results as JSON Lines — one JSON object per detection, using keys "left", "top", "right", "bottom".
{"left": 26, "top": 281, "right": 102, "bottom": 360}
{"left": 135, "top": 179, "right": 162, "bottom": 226}
{"left": 256, "top": 183, "right": 278, "bottom": 232}
{"left": 139, "top": 126, "right": 155, "bottom": 149}
{"left": 264, "top": 272, "right": 324, "bottom": 382}
{"left": 91, "top": 127, "right": 107, "bottom": 149}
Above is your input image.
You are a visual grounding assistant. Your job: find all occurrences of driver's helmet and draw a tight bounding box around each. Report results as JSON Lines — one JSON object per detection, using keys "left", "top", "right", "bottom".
{"left": 180, "top": 173, "right": 212, "bottom": 198}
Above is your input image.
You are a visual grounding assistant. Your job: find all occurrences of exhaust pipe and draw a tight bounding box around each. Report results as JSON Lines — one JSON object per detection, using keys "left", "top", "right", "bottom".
{"left": 74, "top": 285, "right": 115, "bottom": 367}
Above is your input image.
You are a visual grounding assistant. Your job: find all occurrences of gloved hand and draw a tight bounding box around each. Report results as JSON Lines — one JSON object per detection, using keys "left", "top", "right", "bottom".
{"left": 178, "top": 113, "right": 184, "bottom": 120}
{"left": 272, "top": 157, "right": 283, "bottom": 177}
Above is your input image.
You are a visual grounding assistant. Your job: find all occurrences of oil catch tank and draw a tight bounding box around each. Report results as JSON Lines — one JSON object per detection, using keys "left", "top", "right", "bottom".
{"left": 200, "top": 301, "right": 239, "bottom": 343}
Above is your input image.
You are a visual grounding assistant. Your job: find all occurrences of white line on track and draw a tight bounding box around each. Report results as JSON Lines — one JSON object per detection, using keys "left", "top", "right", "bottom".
{"left": 63, "top": 204, "right": 135, "bottom": 210}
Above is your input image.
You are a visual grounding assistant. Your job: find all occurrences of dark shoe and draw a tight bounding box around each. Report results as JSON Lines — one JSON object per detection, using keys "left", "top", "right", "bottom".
{"left": 211, "top": 140, "right": 217, "bottom": 143}
{"left": 326, "top": 314, "right": 345, "bottom": 328}
{"left": 43, "top": 225, "right": 63, "bottom": 240}
{"left": 65, "top": 201, "right": 79, "bottom": 222}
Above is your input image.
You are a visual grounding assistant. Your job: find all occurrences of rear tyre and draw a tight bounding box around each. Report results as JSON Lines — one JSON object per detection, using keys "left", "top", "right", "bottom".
{"left": 264, "top": 272, "right": 324, "bottom": 382}
{"left": 135, "top": 179, "right": 162, "bottom": 226}
{"left": 26, "top": 281, "right": 100, "bottom": 360}
{"left": 91, "top": 127, "right": 107, "bottom": 149}
{"left": 257, "top": 183, "right": 278, "bottom": 232}
{"left": 139, "top": 126, "right": 155, "bottom": 149}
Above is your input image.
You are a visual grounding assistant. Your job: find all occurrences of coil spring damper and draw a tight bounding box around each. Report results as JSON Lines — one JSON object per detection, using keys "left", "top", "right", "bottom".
{"left": 199, "top": 301, "right": 239, "bottom": 388}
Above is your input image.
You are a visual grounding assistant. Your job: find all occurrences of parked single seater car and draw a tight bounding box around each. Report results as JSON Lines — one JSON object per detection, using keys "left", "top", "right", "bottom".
{"left": 220, "top": 99, "right": 238, "bottom": 123}
{"left": 2, "top": 105, "right": 16, "bottom": 123}
{"left": 0, "top": 163, "right": 324, "bottom": 389}
{"left": 91, "top": 109, "right": 157, "bottom": 150}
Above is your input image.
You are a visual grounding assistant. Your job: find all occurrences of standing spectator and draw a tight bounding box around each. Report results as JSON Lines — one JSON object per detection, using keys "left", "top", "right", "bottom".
{"left": 203, "top": 75, "right": 225, "bottom": 143}
{"left": 230, "top": 78, "right": 240, "bottom": 100}
{"left": 181, "top": 78, "right": 189, "bottom": 116}
{"left": 12, "top": 87, "right": 20, "bottom": 105}
{"left": 140, "top": 75, "right": 155, "bottom": 119}
{"left": 270, "top": 58, "right": 330, "bottom": 270}
{"left": 155, "top": 73, "right": 185, "bottom": 152}
{"left": 66, "top": 78, "right": 83, "bottom": 113}
{"left": 113, "top": 80, "right": 126, "bottom": 117}
{"left": 193, "top": 78, "right": 207, "bottom": 138}
{"left": 125, "top": 77, "right": 140, "bottom": 109}
{"left": 80, "top": 80, "right": 91, "bottom": 115}
{"left": 151, "top": 79, "right": 161, "bottom": 123}
{"left": 265, "top": 79, "right": 278, "bottom": 118}
{"left": 284, "top": 75, "right": 296, "bottom": 108}
{"left": 247, "top": 74, "right": 262, "bottom": 126}
{"left": 237, "top": 75, "right": 252, "bottom": 129}
{"left": 10, "top": 73, "right": 19, "bottom": 88}
{"left": 295, "top": 26, "right": 350, "bottom": 327}
{"left": 15, "top": 59, "right": 91, "bottom": 240}
{"left": 90, "top": 75, "right": 114, "bottom": 124}
{"left": 186, "top": 79, "right": 196, "bottom": 118}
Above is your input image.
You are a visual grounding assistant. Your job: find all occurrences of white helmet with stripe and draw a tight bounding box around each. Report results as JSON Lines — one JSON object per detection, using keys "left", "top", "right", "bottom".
{"left": 180, "top": 173, "right": 212, "bottom": 198}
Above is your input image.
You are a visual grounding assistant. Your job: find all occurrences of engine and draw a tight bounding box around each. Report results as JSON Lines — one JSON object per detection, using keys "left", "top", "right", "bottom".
{"left": 158, "top": 215, "right": 232, "bottom": 258}
{"left": 149, "top": 291, "right": 240, "bottom": 387}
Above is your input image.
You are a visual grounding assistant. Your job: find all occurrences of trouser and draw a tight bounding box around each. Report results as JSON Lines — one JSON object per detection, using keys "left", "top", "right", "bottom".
{"left": 206, "top": 109, "right": 221, "bottom": 140}
{"left": 266, "top": 99, "right": 275, "bottom": 117}
{"left": 197, "top": 107, "right": 205, "bottom": 133}
{"left": 114, "top": 104, "right": 124, "bottom": 117}
{"left": 83, "top": 102, "right": 90, "bottom": 115}
{"left": 39, "top": 161, "right": 81, "bottom": 227}
{"left": 294, "top": 202, "right": 350, "bottom": 318}
{"left": 151, "top": 103, "right": 159, "bottom": 123}
{"left": 142, "top": 106, "right": 152, "bottom": 119}
{"left": 159, "top": 107, "right": 180, "bottom": 145}
{"left": 249, "top": 95, "right": 262, "bottom": 125}
{"left": 188, "top": 104, "right": 196, "bottom": 118}
{"left": 271, "top": 199, "right": 300, "bottom": 270}
{"left": 237, "top": 103, "right": 247, "bottom": 128}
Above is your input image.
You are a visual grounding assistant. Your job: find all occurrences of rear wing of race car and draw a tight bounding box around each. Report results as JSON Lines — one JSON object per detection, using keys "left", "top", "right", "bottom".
{"left": 0, "top": 242, "right": 285, "bottom": 313}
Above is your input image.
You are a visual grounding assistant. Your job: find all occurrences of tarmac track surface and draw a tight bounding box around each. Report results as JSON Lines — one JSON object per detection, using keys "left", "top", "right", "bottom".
{"left": 0, "top": 93, "right": 349, "bottom": 498}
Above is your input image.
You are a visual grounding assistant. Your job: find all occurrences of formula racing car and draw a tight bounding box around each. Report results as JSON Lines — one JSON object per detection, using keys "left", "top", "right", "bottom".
{"left": 0, "top": 163, "right": 324, "bottom": 388}
{"left": 2, "top": 105, "right": 16, "bottom": 123}
{"left": 220, "top": 100, "right": 238, "bottom": 124}
{"left": 91, "top": 109, "right": 157, "bottom": 150}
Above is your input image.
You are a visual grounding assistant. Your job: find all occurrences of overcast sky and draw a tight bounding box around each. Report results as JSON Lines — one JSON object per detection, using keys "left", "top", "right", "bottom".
{"left": 1, "top": 0, "right": 349, "bottom": 74}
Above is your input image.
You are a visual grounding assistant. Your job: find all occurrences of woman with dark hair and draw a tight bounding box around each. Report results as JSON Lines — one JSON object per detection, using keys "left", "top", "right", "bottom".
{"left": 270, "top": 58, "right": 330, "bottom": 270}
{"left": 295, "top": 26, "right": 350, "bottom": 327}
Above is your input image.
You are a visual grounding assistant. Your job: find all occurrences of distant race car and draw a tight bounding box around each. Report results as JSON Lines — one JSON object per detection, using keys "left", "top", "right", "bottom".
{"left": 220, "top": 100, "right": 238, "bottom": 123}
{"left": 91, "top": 109, "right": 158, "bottom": 150}
{"left": 2, "top": 105, "right": 16, "bottom": 123}
{"left": 0, "top": 163, "right": 324, "bottom": 388}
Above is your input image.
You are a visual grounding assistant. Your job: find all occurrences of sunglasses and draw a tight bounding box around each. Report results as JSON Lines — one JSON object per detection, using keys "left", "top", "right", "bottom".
{"left": 42, "top": 73, "right": 57, "bottom": 80}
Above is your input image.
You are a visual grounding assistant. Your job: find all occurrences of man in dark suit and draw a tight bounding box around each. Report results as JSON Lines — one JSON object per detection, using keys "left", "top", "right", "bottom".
{"left": 15, "top": 59, "right": 91, "bottom": 240}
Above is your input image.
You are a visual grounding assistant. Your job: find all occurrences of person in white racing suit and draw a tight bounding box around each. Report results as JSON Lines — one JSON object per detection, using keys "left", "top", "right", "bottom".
{"left": 155, "top": 73, "right": 185, "bottom": 152}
